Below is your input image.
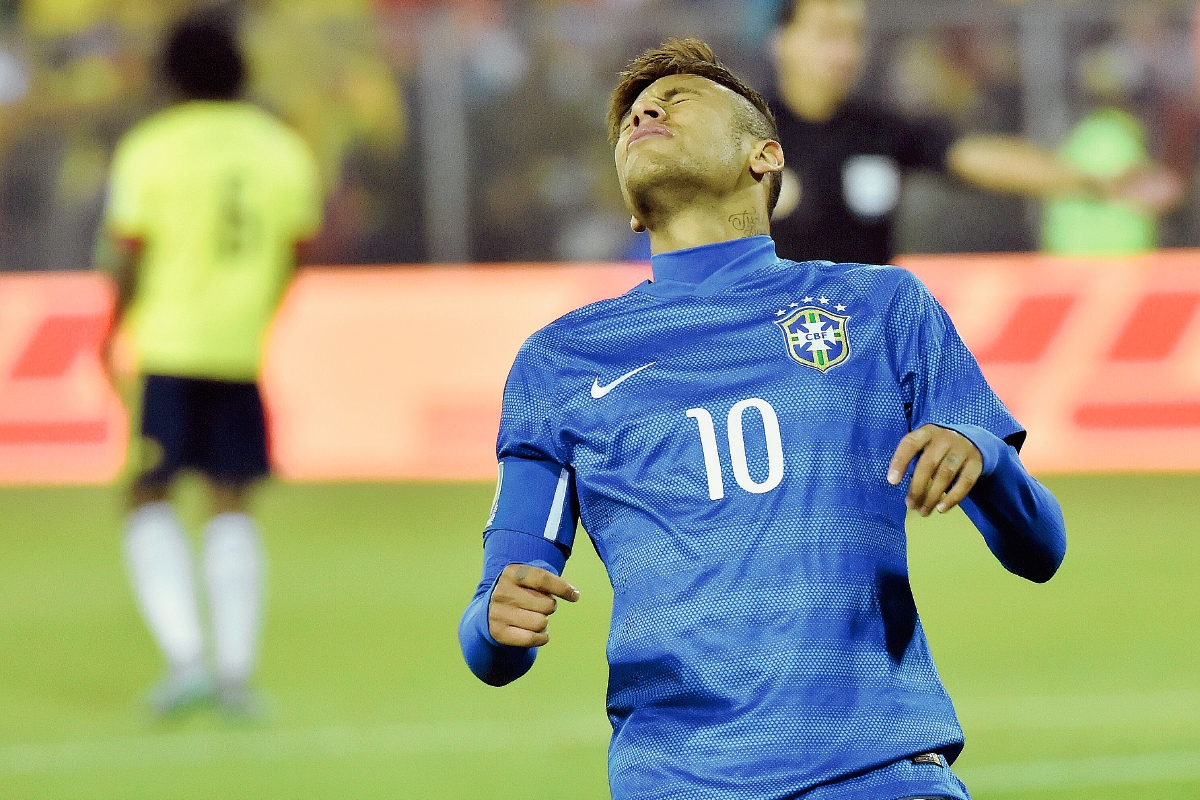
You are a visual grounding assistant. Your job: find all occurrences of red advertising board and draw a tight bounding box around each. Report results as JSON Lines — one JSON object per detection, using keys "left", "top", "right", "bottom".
{"left": 2, "top": 251, "right": 1198, "bottom": 484}
{"left": 260, "top": 264, "right": 651, "bottom": 481}
{"left": 0, "top": 273, "right": 128, "bottom": 484}
{"left": 897, "top": 250, "right": 1200, "bottom": 472}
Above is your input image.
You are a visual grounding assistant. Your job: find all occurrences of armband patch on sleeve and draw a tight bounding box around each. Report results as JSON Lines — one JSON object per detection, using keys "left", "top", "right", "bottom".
{"left": 486, "top": 457, "right": 578, "bottom": 549}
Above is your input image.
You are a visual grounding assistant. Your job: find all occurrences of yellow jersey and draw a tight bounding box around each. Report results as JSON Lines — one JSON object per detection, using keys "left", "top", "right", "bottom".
{"left": 106, "top": 101, "right": 322, "bottom": 381}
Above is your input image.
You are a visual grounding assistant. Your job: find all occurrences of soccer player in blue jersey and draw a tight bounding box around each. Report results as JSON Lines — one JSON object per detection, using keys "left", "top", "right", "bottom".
{"left": 459, "top": 39, "right": 1066, "bottom": 800}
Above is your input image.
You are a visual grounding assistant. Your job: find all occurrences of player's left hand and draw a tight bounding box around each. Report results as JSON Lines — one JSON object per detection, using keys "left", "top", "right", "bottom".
{"left": 887, "top": 425, "right": 983, "bottom": 516}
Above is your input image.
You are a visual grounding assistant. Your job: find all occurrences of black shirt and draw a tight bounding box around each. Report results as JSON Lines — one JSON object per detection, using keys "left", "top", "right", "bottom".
{"left": 771, "top": 99, "right": 955, "bottom": 265}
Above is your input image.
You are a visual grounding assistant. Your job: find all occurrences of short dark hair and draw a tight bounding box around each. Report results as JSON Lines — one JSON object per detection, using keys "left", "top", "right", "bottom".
{"left": 776, "top": 0, "right": 804, "bottom": 28}
{"left": 164, "top": 17, "right": 245, "bottom": 101}
{"left": 607, "top": 38, "right": 782, "bottom": 215}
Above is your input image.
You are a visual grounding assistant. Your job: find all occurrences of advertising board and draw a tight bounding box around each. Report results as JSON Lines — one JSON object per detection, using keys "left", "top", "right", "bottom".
{"left": 3, "top": 251, "right": 1197, "bottom": 483}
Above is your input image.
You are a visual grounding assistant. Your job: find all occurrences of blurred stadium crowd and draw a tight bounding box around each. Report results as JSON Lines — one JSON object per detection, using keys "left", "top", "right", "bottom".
{"left": 0, "top": 0, "right": 1198, "bottom": 270}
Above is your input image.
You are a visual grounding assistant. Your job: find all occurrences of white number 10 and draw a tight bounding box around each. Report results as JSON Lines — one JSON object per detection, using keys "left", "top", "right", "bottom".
{"left": 685, "top": 398, "right": 784, "bottom": 501}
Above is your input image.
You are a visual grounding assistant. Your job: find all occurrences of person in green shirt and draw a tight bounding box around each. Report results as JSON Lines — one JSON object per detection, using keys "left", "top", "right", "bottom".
{"left": 1042, "top": 107, "right": 1162, "bottom": 255}
{"left": 1039, "top": 26, "right": 1188, "bottom": 257}
{"left": 100, "top": 15, "right": 322, "bottom": 716}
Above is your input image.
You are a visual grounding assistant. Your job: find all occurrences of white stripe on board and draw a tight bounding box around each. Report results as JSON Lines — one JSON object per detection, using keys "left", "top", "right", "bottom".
{"left": 542, "top": 467, "right": 569, "bottom": 541}
{"left": 0, "top": 714, "right": 608, "bottom": 776}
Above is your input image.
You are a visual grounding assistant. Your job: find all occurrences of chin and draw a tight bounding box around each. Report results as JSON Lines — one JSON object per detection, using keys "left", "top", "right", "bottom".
{"left": 623, "top": 158, "right": 689, "bottom": 202}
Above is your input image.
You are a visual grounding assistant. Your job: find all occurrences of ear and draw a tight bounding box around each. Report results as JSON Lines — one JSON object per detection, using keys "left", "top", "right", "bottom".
{"left": 630, "top": 215, "right": 646, "bottom": 233}
{"left": 750, "top": 139, "right": 785, "bottom": 180}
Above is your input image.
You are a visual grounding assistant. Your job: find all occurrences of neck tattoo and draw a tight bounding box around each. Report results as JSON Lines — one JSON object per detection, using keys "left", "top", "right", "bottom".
{"left": 729, "top": 210, "right": 763, "bottom": 237}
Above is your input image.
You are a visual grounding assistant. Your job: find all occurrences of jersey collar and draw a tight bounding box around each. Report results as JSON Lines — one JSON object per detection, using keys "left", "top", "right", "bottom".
{"left": 638, "top": 236, "right": 779, "bottom": 299}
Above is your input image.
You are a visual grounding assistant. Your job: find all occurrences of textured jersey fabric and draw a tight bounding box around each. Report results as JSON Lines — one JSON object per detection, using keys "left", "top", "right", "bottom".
{"left": 476, "top": 236, "right": 1038, "bottom": 799}
{"left": 801, "top": 752, "right": 967, "bottom": 800}
{"left": 771, "top": 100, "right": 954, "bottom": 265}
{"left": 106, "top": 101, "right": 322, "bottom": 381}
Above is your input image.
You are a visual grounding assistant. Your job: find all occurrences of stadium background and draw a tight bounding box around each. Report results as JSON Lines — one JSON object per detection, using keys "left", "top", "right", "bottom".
{"left": 0, "top": 0, "right": 1198, "bottom": 798}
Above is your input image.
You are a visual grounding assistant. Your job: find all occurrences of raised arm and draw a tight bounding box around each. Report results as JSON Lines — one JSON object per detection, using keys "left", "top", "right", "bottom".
{"left": 948, "top": 134, "right": 1095, "bottom": 198}
{"left": 948, "top": 133, "right": 1184, "bottom": 214}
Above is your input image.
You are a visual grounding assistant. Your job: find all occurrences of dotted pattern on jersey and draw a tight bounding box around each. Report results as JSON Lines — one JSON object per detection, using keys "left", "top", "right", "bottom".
{"left": 497, "top": 256, "right": 1018, "bottom": 800}
{"left": 799, "top": 753, "right": 970, "bottom": 800}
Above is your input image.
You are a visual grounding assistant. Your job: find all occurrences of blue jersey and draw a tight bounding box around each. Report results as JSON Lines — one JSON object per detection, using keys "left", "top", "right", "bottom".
{"left": 460, "top": 236, "right": 1066, "bottom": 800}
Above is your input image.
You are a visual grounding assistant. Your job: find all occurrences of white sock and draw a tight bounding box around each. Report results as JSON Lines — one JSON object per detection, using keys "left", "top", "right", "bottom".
{"left": 124, "top": 502, "right": 205, "bottom": 671}
{"left": 203, "top": 512, "right": 265, "bottom": 688}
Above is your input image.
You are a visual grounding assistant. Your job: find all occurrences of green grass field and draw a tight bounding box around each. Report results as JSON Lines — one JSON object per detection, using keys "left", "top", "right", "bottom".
{"left": 0, "top": 475, "right": 1196, "bottom": 799}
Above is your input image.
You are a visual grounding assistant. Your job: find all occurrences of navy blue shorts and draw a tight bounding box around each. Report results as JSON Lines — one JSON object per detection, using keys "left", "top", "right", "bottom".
{"left": 139, "top": 374, "right": 270, "bottom": 487}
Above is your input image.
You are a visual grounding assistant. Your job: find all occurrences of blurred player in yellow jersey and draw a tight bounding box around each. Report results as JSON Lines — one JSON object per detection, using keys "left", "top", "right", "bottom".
{"left": 100, "top": 16, "right": 322, "bottom": 716}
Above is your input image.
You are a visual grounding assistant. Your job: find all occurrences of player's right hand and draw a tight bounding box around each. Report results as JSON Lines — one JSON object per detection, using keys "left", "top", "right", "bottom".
{"left": 488, "top": 563, "right": 579, "bottom": 649}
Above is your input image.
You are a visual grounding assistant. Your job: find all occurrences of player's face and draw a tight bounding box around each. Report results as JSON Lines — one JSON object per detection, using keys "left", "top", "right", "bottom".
{"left": 614, "top": 74, "right": 750, "bottom": 211}
{"left": 776, "top": 0, "right": 866, "bottom": 102}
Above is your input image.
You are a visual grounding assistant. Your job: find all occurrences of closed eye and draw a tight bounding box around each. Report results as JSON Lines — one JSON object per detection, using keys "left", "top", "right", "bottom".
{"left": 619, "top": 89, "right": 700, "bottom": 135}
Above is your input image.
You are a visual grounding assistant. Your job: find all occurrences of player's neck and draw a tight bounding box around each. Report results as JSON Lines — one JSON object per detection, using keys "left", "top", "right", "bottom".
{"left": 645, "top": 194, "right": 770, "bottom": 255}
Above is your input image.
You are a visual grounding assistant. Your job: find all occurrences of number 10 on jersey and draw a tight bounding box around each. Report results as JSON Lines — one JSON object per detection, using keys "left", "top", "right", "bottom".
{"left": 686, "top": 399, "right": 784, "bottom": 501}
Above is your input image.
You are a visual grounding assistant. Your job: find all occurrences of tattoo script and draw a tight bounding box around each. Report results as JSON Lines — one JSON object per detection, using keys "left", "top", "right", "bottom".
{"left": 729, "top": 210, "right": 764, "bottom": 236}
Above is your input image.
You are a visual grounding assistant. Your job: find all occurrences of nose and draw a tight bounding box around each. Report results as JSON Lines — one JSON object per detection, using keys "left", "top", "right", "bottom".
{"left": 629, "top": 97, "right": 664, "bottom": 130}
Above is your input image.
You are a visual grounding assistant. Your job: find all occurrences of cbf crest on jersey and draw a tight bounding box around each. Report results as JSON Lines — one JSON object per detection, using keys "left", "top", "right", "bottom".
{"left": 777, "top": 306, "right": 851, "bottom": 372}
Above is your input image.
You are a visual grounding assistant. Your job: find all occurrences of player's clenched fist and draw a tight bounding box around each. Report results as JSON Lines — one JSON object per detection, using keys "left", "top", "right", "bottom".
{"left": 488, "top": 564, "right": 580, "bottom": 648}
{"left": 887, "top": 425, "right": 984, "bottom": 517}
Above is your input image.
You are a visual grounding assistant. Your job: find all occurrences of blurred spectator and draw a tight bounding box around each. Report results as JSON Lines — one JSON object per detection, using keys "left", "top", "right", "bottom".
{"left": 244, "top": 0, "right": 412, "bottom": 263}
{"left": 767, "top": 0, "right": 1183, "bottom": 266}
{"left": 467, "top": 1, "right": 632, "bottom": 262}
{"left": 0, "top": 0, "right": 1196, "bottom": 268}
{"left": 0, "top": 0, "right": 411, "bottom": 271}
{"left": 1042, "top": 12, "right": 1189, "bottom": 257}
{"left": 887, "top": 24, "right": 1023, "bottom": 136}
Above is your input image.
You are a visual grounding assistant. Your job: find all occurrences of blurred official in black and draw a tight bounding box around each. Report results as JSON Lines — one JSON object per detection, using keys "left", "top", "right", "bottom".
{"left": 769, "top": 0, "right": 1182, "bottom": 264}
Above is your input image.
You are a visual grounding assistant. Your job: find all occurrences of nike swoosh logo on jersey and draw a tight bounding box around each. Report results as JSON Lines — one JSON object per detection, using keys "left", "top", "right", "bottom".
{"left": 591, "top": 361, "right": 657, "bottom": 399}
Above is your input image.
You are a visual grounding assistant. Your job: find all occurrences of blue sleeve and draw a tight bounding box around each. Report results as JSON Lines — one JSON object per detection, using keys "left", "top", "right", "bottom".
{"left": 889, "top": 273, "right": 1065, "bottom": 582}
{"left": 461, "top": 337, "right": 583, "bottom": 685}
{"left": 459, "top": 457, "right": 579, "bottom": 686}
{"left": 888, "top": 271, "right": 1027, "bottom": 449}
{"left": 460, "top": 337, "right": 579, "bottom": 686}
{"left": 459, "top": 526, "right": 569, "bottom": 686}
{"left": 938, "top": 423, "right": 1067, "bottom": 584}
